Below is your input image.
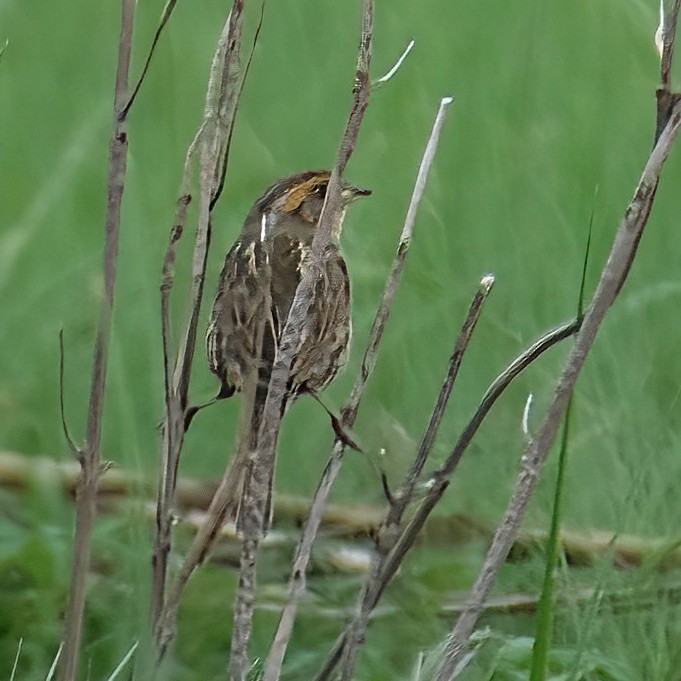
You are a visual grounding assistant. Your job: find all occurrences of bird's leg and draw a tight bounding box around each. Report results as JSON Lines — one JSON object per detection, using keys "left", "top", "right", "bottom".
{"left": 182, "top": 394, "right": 223, "bottom": 431}
{"left": 183, "top": 378, "right": 238, "bottom": 430}
{"left": 309, "top": 394, "right": 394, "bottom": 504}
{"left": 307, "top": 390, "right": 363, "bottom": 452}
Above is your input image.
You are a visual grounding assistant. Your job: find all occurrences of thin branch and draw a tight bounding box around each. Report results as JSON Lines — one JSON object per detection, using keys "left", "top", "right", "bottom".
{"left": 151, "top": 197, "right": 189, "bottom": 627}
{"left": 660, "top": 0, "right": 681, "bottom": 91}
{"left": 436, "top": 101, "right": 681, "bottom": 681}
{"left": 263, "top": 95, "right": 453, "bottom": 681}
{"left": 211, "top": 0, "right": 266, "bottom": 209}
{"left": 655, "top": 0, "right": 681, "bottom": 142}
{"left": 372, "top": 39, "right": 414, "bottom": 87}
{"left": 150, "top": 74, "right": 213, "bottom": 628}
{"left": 347, "top": 96, "right": 454, "bottom": 425}
{"left": 333, "top": 275, "right": 495, "bottom": 680}
{"left": 156, "top": 383, "right": 262, "bottom": 662}
{"left": 121, "top": 0, "right": 179, "bottom": 117}
{"left": 5, "top": 449, "right": 681, "bottom": 569}
{"left": 230, "top": 2, "right": 375, "bottom": 677}
{"left": 153, "top": 0, "right": 247, "bottom": 651}
{"left": 315, "top": 316, "right": 581, "bottom": 680}
{"left": 58, "top": 330, "right": 80, "bottom": 460}
{"left": 235, "top": 3, "right": 374, "bottom": 674}
{"left": 386, "top": 273, "right": 494, "bottom": 532}
{"left": 440, "top": 317, "right": 580, "bottom": 479}
{"left": 176, "top": 2, "right": 245, "bottom": 402}
{"left": 58, "top": 2, "right": 136, "bottom": 679}
{"left": 385, "top": 320, "right": 581, "bottom": 578}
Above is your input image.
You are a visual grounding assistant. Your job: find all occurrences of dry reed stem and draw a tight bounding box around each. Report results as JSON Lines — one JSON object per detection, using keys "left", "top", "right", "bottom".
{"left": 437, "top": 11, "right": 681, "bottom": 676}
{"left": 228, "top": 3, "right": 374, "bottom": 677}
{"left": 315, "top": 315, "right": 581, "bottom": 679}
{"left": 153, "top": 3, "right": 247, "bottom": 656}
{"left": 334, "top": 274, "right": 493, "bottom": 680}
{"left": 58, "top": 2, "right": 136, "bottom": 679}
{"left": 263, "top": 95, "right": 453, "bottom": 681}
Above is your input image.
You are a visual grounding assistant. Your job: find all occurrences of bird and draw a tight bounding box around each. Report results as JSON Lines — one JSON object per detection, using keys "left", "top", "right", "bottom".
{"left": 206, "top": 170, "right": 370, "bottom": 529}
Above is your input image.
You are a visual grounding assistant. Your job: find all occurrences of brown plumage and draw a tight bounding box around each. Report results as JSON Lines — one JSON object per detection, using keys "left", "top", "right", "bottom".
{"left": 206, "top": 170, "right": 370, "bottom": 527}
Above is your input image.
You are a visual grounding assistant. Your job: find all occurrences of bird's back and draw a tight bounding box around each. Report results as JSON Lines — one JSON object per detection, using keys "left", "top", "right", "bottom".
{"left": 207, "top": 224, "right": 351, "bottom": 401}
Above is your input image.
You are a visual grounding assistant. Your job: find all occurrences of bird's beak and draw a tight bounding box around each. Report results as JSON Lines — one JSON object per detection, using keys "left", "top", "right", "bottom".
{"left": 341, "top": 185, "right": 372, "bottom": 202}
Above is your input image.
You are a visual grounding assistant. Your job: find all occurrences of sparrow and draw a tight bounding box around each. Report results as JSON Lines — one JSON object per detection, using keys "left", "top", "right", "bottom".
{"left": 206, "top": 170, "right": 370, "bottom": 527}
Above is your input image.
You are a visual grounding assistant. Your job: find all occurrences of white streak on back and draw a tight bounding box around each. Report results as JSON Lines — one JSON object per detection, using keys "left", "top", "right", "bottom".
{"left": 260, "top": 213, "right": 267, "bottom": 242}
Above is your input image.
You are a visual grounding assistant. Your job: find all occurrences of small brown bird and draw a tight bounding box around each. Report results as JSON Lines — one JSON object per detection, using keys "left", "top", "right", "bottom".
{"left": 206, "top": 170, "right": 370, "bottom": 526}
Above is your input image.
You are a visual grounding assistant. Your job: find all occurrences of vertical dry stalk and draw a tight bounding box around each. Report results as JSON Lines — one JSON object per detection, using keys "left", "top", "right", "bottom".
{"left": 316, "top": 316, "right": 581, "bottom": 680}
{"left": 153, "top": 194, "right": 190, "bottom": 626}
{"left": 656, "top": 0, "right": 681, "bottom": 142}
{"left": 437, "top": 29, "right": 681, "bottom": 681}
{"left": 152, "top": 1, "right": 246, "bottom": 640}
{"left": 152, "top": 1, "right": 265, "bottom": 636}
{"left": 225, "top": 3, "right": 374, "bottom": 676}
{"left": 334, "top": 275, "right": 494, "bottom": 681}
{"left": 261, "top": 96, "right": 453, "bottom": 681}
{"left": 58, "top": 2, "right": 136, "bottom": 679}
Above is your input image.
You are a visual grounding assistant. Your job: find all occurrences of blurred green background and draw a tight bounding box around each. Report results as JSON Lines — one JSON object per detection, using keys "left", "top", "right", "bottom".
{"left": 2, "top": 0, "right": 681, "bottom": 678}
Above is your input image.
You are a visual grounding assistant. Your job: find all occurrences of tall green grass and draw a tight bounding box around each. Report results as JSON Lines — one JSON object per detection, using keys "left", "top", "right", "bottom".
{"left": 1, "top": 0, "right": 680, "bottom": 677}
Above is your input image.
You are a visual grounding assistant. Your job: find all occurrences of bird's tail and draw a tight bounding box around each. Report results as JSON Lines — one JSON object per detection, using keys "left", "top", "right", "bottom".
{"left": 219, "top": 373, "right": 260, "bottom": 520}
{"left": 223, "top": 368, "right": 284, "bottom": 535}
{"left": 235, "top": 379, "right": 276, "bottom": 534}
{"left": 223, "top": 286, "right": 283, "bottom": 534}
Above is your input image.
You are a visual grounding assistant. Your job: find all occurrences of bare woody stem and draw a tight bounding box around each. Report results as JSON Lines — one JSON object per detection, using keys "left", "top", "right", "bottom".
{"left": 437, "top": 55, "right": 681, "bottom": 681}
{"left": 58, "top": 1, "right": 136, "bottom": 679}
{"left": 656, "top": 0, "right": 681, "bottom": 142}
{"left": 321, "top": 15, "right": 681, "bottom": 674}
{"left": 7, "top": 448, "right": 681, "bottom": 571}
{"left": 152, "top": 195, "right": 190, "bottom": 628}
{"left": 386, "top": 274, "right": 493, "bottom": 531}
{"left": 121, "top": 0, "right": 179, "bottom": 118}
{"left": 315, "top": 315, "right": 581, "bottom": 680}
{"left": 335, "top": 275, "right": 494, "bottom": 681}
{"left": 152, "top": 2, "right": 246, "bottom": 642}
{"left": 264, "top": 97, "right": 452, "bottom": 681}
{"left": 225, "top": 1, "right": 374, "bottom": 677}
{"left": 261, "top": 95, "right": 453, "bottom": 681}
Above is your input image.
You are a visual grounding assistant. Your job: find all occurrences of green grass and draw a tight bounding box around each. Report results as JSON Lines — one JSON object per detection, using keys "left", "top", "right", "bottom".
{"left": 2, "top": 0, "right": 681, "bottom": 678}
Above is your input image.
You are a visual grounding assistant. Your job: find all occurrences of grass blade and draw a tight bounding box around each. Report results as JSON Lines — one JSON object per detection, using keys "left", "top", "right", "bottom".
{"left": 530, "top": 213, "right": 593, "bottom": 679}
{"left": 10, "top": 638, "right": 23, "bottom": 681}
{"left": 105, "top": 640, "right": 138, "bottom": 681}
{"left": 45, "top": 644, "right": 64, "bottom": 681}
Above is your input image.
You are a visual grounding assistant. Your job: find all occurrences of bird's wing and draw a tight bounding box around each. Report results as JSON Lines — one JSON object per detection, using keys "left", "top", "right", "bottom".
{"left": 290, "top": 245, "right": 352, "bottom": 395}
{"left": 207, "top": 238, "right": 272, "bottom": 397}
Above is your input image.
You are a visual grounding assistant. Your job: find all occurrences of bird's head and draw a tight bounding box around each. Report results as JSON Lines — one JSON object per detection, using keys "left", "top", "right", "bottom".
{"left": 251, "top": 171, "right": 371, "bottom": 237}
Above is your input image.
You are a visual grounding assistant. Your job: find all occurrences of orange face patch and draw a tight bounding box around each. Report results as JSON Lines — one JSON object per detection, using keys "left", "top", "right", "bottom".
{"left": 283, "top": 174, "right": 330, "bottom": 213}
